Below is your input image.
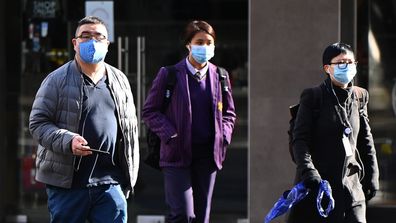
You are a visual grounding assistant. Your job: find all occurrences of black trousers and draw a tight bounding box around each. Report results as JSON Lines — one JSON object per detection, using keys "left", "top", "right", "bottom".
{"left": 287, "top": 174, "right": 366, "bottom": 223}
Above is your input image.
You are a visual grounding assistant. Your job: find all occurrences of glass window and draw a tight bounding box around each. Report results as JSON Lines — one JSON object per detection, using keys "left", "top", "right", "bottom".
{"left": 358, "top": 0, "right": 396, "bottom": 204}
{"left": 17, "top": 0, "right": 248, "bottom": 222}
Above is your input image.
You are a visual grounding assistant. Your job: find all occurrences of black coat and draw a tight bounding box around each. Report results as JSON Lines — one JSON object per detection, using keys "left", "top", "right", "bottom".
{"left": 288, "top": 78, "right": 379, "bottom": 223}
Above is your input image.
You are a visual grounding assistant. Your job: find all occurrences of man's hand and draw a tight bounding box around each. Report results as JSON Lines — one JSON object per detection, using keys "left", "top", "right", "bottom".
{"left": 71, "top": 135, "right": 93, "bottom": 156}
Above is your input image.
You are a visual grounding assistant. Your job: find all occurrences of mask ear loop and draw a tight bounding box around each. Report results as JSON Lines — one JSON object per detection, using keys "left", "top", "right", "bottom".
{"left": 322, "top": 63, "right": 331, "bottom": 78}
{"left": 187, "top": 44, "right": 195, "bottom": 66}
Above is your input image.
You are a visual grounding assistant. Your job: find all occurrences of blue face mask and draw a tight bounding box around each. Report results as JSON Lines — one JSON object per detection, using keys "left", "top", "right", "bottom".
{"left": 333, "top": 64, "right": 357, "bottom": 85}
{"left": 190, "top": 45, "right": 215, "bottom": 64}
{"left": 79, "top": 39, "right": 108, "bottom": 64}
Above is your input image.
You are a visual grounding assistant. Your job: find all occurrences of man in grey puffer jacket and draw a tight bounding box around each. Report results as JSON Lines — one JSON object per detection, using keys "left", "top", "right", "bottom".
{"left": 29, "top": 16, "right": 139, "bottom": 223}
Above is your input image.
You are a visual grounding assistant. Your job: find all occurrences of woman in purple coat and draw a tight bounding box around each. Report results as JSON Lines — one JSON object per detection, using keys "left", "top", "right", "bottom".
{"left": 142, "top": 20, "right": 236, "bottom": 223}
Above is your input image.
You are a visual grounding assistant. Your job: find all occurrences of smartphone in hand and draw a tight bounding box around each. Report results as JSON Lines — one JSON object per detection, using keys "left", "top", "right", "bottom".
{"left": 86, "top": 147, "right": 110, "bottom": 154}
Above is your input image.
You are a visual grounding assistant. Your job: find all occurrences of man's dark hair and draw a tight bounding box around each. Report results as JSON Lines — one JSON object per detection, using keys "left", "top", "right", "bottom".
{"left": 322, "top": 42, "right": 354, "bottom": 65}
{"left": 183, "top": 20, "right": 216, "bottom": 45}
{"left": 75, "top": 16, "right": 107, "bottom": 36}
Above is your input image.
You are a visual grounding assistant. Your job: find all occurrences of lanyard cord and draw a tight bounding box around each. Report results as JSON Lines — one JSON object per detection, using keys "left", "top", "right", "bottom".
{"left": 326, "top": 81, "right": 353, "bottom": 130}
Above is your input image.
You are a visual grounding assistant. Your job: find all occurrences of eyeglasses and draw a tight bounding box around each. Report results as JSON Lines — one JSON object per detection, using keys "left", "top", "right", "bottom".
{"left": 329, "top": 61, "right": 358, "bottom": 69}
{"left": 76, "top": 32, "right": 107, "bottom": 42}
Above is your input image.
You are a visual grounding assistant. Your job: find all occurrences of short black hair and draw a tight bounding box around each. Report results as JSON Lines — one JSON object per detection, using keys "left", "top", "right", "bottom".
{"left": 322, "top": 42, "right": 354, "bottom": 66}
{"left": 75, "top": 16, "right": 107, "bottom": 36}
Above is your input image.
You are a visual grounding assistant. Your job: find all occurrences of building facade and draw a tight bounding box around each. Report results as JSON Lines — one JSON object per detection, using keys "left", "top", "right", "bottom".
{"left": 251, "top": 0, "right": 396, "bottom": 222}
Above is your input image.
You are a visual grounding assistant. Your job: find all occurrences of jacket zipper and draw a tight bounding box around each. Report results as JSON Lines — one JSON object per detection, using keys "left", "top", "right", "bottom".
{"left": 107, "top": 70, "right": 132, "bottom": 186}
{"left": 73, "top": 73, "right": 85, "bottom": 171}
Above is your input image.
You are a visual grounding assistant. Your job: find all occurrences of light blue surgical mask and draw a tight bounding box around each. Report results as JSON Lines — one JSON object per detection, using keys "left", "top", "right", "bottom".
{"left": 333, "top": 64, "right": 357, "bottom": 85}
{"left": 79, "top": 39, "right": 108, "bottom": 64}
{"left": 190, "top": 45, "right": 215, "bottom": 64}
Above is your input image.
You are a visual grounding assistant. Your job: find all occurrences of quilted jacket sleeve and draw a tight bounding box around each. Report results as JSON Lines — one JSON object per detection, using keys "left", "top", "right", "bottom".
{"left": 29, "top": 69, "right": 77, "bottom": 154}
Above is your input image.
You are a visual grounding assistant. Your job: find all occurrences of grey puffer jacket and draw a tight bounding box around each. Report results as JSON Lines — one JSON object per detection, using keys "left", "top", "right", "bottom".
{"left": 29, "top": 60, "right": 139, "bottom": 197}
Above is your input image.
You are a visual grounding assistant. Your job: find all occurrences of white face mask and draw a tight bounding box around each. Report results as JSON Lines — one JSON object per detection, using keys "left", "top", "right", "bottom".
{"left": 190, "top": 45, "right": 215, "bottom": 64}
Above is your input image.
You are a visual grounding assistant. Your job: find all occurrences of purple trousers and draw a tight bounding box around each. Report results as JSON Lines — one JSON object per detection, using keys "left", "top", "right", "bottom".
{"left": 162, "top": 157, "right": 217, "bottom": 223}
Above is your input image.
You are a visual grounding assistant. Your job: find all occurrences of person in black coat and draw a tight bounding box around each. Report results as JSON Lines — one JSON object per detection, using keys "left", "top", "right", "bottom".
{"left": 287, "top": 43, "right": 379, "bottom": 223}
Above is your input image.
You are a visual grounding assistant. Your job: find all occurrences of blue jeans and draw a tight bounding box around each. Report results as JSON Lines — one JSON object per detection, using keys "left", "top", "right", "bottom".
{"left": 46, "top": 184, "right": 127, "bottom": 223}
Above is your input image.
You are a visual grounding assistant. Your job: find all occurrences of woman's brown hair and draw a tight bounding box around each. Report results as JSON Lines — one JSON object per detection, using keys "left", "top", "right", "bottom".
{"left": 184, "top": 20, "right": 216, "bottom": 45}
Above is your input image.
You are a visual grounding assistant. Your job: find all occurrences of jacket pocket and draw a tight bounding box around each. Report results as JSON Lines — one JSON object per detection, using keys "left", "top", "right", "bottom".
{"left": 35, "top": 146, "right": 47, "bottom": 169}
{"left": 345, "top": 173, "right": 365, "bottom": 203}
{"left": 161, "top": 137, "right": 180, "bottom": 163}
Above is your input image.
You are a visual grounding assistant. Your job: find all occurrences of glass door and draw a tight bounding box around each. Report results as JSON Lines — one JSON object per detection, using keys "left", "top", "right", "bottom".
{"left": 111, "top": 1, "right": 248, "bottom": 221}
{"left": 19, "top": 0, "right": 69, "bottom": 213}
{"left": 18, "top": 0, "right": 248, "bottom": 222}
{"left": 357, "top": 0, "right": 396, "bottom": 206}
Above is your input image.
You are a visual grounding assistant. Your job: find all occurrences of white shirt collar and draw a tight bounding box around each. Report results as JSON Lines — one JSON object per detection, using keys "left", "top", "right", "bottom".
{"left": 185, "top": 57, "right": 209, "bottom": 75}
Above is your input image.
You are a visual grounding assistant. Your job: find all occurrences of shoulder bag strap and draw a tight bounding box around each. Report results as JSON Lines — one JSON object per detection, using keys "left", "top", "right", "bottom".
{"left": 161, "top": 66, "right": 177, "bottom": 112}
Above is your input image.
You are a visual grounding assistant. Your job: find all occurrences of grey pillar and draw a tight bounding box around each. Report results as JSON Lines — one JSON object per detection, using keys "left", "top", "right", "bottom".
{"left": 1, "top": 0, "right": 21, "bottom": 219}
{"left": 0, "top": 0, "right": 5, "bottom": 219}
{"left": 341, "top": 0, "right": 357, "bottom": 50}
{"left": 249, "top": 0, "right": 340, "bottom": 222}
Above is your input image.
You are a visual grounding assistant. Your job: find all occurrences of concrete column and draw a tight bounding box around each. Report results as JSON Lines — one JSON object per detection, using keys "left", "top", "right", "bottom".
{"left": 0, "top": 0, "right": 5, "bottom": 219}
{"left": 249, "top": 0, "right": 340, "bottom": 222}
{"left": 341, "top": 0, "right": 357, "bottom": 50}
{"left": 1, "top": 0, "right": 21, "bottom": 219}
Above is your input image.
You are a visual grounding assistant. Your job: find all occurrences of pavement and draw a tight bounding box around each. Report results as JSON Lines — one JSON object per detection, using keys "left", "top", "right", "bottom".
{"left": 13, "top": 146, "right": 396, "bottom": 223}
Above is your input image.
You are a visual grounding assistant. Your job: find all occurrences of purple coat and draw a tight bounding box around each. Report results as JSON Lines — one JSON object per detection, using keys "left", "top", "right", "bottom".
{"left": 142, "top": 59, "right": 236, "bottom": 169}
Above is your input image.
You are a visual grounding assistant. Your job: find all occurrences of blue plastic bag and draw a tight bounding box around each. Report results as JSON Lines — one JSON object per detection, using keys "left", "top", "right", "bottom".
{"left": 316, "top": 180, "right": 335, "bottom": 218}
{"left": 264, "top": 182, "right": 309, "bottom": 223}
{"left": 264, "top": 180, "right": 335, "bottom": 223}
